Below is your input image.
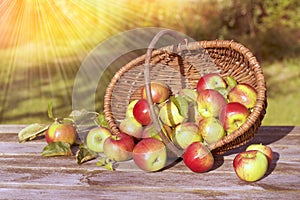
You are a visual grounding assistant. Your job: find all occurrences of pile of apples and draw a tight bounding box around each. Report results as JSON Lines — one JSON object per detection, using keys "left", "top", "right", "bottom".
{"left": 42, "top": 72, "right": 273, "bottom": 181}
{"left": 37, "top": 71, "right": 272, "bottom": 182}
{"left": 83, "top": 73, "right": 260, "bottom": 172}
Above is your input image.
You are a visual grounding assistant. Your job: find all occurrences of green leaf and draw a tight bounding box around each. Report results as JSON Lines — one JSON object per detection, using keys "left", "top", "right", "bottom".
{"left": 96, "top": 157, "right": 107, "bottom": 167}
{"left": 18, "top": 123, "right": 49, "bottom": 143}
{"left": 104, "top": 162, "right": 115, "bottom": 171}
{"left": 170, "top": 95, "right": 189, "bottom": 119}
{"left": 178, "top": 88, "right": 198, "bottom": 103}
{"left": 48, "top": 102, "right": 54, "bottom": 120}
{"left": 76, "top": 144, "right": 96, "bottom": 164}
{"left": 225, "top": 76, "right": 238, "bottom": 91}
{"left": 96, "top": 113, "right": 109, "bottom": 129}
{"left": 42, "top": 142, "right": 73, "bottom": 157}
{"left": 215, "top": 87, "right": 228, "bottom": 99}
{"left": 96, "top": 157, "right": 117, "bottom": 171}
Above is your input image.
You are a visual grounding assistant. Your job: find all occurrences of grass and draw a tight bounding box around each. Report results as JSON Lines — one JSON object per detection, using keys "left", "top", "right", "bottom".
{"left": 261, "top": 58, "right": 300, "bottom": 125}
{"left": 0, "top": 56, "right": 299, "bottom": 126}
{"left": 263, "top": 93, "right": 300, "bottom": 126}
{"left": 0, "top": 59, "right": 80, "bottom": 124}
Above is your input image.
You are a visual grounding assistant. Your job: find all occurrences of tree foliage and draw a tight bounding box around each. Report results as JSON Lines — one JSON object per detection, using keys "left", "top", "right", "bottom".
{"left": 121, "top": 0, "right": 299, "bottom": 61}
{"left": 218, "top": 0, "right": 299, "bottom": 60}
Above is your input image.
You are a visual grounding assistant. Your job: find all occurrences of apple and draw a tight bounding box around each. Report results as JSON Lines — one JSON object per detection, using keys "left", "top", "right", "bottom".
{"left": 86, "top": 126, "right": 111, "bottom": 153}
{"left": 183, "top": 142, "right": 214, "bottom": 173}
{"left": 141, "top": 81, "right": 170, "bottom": 103}
{"left": 174, "top": 122, "right": 202, "bottom": 149}
{"left": 119, "top": 117, "right": 143, "bottom": 138}
{"left": 133, "top": 99, "right": 152, "bottom": 126}
{"left": 125, "top": 100, "right": 138, "bottom": 118}
{"left": 198, "top": 117, "right": 225, "bottom": 145}
{"left": 233, "top": 150, "right": 268, "bottom": 182}
{"left": 246, "top": 144, "right": 273, "bottom": 165}
{"left": 219, "top": 102, "right": 250, "bottom": 133}
{"left": 141, "top": 124, "right": 173, "bottom": 141}
{"left": 197, "top": 89, "right": 227, "bottom": 118}
{"left": 103, "top": 132, "right": 135, "bottom": 162}
{"left": 158, "top": 100, "right": 185, "bottom": 127}
{"left": 228, "top": 83, "right": 257, "bottom": 109}
{"left": 141, "top": 125, "right": 179, "bottom": 160}
{"left": 45, "top": 122, "right": 77, "bottom": 145}
{"left": 133, "top": 138, "right": 167, "bottom": 172}
{"left": 196, "top": 73, "right": 226, "bottom": 93}
{"left": 141, "top": 124, "right": 161, "bottom": 140}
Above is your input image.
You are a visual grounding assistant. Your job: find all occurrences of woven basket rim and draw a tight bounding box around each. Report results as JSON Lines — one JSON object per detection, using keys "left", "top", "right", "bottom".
{"left": 103, "top": 39, "right": 267, "bottom": 154}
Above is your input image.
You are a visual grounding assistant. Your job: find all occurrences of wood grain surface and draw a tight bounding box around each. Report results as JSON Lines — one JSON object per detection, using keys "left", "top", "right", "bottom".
{"left": 0, "top": 126, "right": 299, "bottom": 199}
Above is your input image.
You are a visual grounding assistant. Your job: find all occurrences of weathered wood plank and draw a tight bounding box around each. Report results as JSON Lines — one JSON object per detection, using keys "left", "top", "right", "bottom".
{"left": 0, "top": 126, "right": 299, "bottom": 199}
{"left": 0, "top": 187, "right": 298, "bottom": 200}
{"left": 0, "top": 124, "right": 29, "bottom": 133}
{"left": 1, "top": 161, "right": 299, "bottom": 188}
{"left": 0, "top": 153, "right": 299, "bottom": 183}
{"left": 0, "top": 167, "right": 299, "bottom": 199}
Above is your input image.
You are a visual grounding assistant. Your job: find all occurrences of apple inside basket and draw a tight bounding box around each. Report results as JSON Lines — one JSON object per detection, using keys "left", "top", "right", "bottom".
{"left": 103, "top": 39, "right": 267, "bottom": 157}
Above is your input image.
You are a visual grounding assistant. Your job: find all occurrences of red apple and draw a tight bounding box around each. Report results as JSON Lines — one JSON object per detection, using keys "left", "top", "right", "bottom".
{"left": 125, "top": 100, "right": 138, "bottom": 118}
{"left": 233, "top": 150, "right": 268, "bottom": 182}
{"left": 197, "top": 89, "right": 227, "bottom": 118}
{"left": 183, "top": 142, "right": 214, "bottom": 173}
{"left": 86, "top": 126, "right": 111, "bottom": 153}
{"left": 141, "top": 125, "right": 179, "bottom": 160}
{"left": 133, "top": 138, "right": 167, "bottom": 172}
{"left": 219, "top": 102, "right": 250, "bottom": 134}
{"left": 228, "top": 83, "right": 257, "bottom": 109}
{"left": 174, "top": 122, "right": 202, "bottom": 149}
{"left": 103, "top": 132, "right": 135, "bottom": 162}
{"left": 133, "top": 99, "right": 152, "bottom": 126}
{"left": 246, "top": 144, "right": 273, "bottom": 165}
{"left": 198, "top": 117, "right": 225, "bottom": 145}
{"left": 196, "top": 73, "right": 226, "bottom": 93}
{"left": 45, "top": 122, "right": 77, "bottom": 145}
{"left": 141, "top": 81, "right": 170, "bottom": 103}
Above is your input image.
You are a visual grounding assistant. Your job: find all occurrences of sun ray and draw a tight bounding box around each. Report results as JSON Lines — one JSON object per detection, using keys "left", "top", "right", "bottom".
{"left": 0, "top": 1, "right": 27, "bottom": 120}
{"left": 1, "top": 0, "right": 190, "bottom": 123}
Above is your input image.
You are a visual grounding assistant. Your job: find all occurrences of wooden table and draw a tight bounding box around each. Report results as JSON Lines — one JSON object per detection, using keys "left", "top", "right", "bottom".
{"left": 0, "top": 125, "right": 299, "bottom": 199}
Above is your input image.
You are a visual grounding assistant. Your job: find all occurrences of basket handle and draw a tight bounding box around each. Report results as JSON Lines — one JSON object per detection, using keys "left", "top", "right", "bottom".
{"left": 144, "top": 30, "right": 186, "bottom": 157}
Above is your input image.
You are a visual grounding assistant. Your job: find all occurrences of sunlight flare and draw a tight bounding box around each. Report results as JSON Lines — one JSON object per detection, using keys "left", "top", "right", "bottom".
{"left": 0, "top": 0, "right": 137, "bottom": 123}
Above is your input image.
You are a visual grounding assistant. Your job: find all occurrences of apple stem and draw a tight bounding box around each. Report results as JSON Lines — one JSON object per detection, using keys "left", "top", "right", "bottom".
{"left": 111, "top": 135, "right": 119, "bottom": 140}
{"left": 55, "top": 117, "right": 75, "bottom": 125}
{"left": 234, "top": 120, "right": 242, "bottom": 128}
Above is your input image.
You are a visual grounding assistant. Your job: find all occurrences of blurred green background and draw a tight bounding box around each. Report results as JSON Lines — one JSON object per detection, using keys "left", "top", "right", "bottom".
{"left": 0, "top": 0, "right": 299, "bottom": 125}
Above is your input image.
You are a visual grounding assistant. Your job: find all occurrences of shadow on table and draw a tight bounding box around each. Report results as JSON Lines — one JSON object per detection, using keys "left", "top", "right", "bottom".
{"left": 220, "top": 126, "right": 293, "bottom": 179}
{"left": 222, "top": 126, "right": 295, "bottom": 156}
{"left": 264, "top": 151, "right": 280, "bottom": 178}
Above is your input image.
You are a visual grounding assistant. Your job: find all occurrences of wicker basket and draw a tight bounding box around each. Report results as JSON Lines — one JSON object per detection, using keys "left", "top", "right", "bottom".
{"left": 104, "top": 30, "right": 267, "bottom": 155}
